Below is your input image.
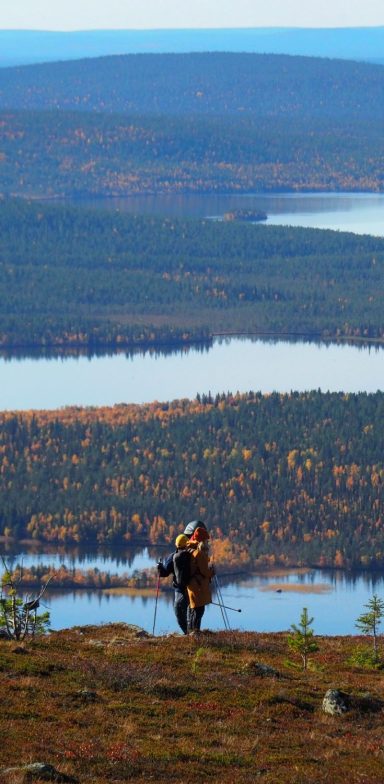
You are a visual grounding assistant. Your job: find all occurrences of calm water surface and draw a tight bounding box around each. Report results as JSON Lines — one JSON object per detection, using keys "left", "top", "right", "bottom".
{"left": 7, "top": 544, "right": 384, "bottom": 636}
{"left": 9, "top": 550, "right": 384, "bottom": 635}
{"left": 1, "top": 337, "right": 383, "bottom": 410}
{"left": 73, "top": 191, "right": 384, "bottom": 237}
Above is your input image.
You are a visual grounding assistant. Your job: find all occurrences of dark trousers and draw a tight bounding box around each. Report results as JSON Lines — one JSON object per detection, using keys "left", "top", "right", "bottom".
{"left": 174, "top": 589, "right": 189, "bottom": 634}
{"left": 188, "top": 605, "right": 205, "bottom": 632}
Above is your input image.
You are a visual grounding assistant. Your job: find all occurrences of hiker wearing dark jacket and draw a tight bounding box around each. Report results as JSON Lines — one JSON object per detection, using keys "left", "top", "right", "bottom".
{"left": 157, "top": 534, "right": 190, "bottom": 634}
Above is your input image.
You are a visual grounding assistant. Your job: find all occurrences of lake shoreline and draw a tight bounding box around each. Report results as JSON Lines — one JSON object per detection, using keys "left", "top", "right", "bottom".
{"left": 0, "top": 330, "right": 383, "bottom": 361}
{"left": 4, "top": 555, "right": 384, "bottom": 595}
{"left": 29, "top": 187, "right": 384, "bottom": 203}
{"left": 3, "top": 546, "right": 383, "bottom": 635}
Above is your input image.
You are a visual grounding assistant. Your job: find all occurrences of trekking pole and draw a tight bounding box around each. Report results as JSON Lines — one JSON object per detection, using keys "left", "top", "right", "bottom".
{"left": 210, "top": 566, "right": 228, "bottom": 630}
{"left": 213, "top": 574, "right": 231, "bottom": 630}
{"left": 217, "top": 580, "right": 231, "bottom": 630}
{"left": 213, "top": 591, "right": 229, "bottom": 630}
{"left": 152, "top": 573, "right": 161, "bottom": 636}
{"left": 212, "top": 569, "right": 229, "bottom": 630}
{"left": 211, "top": 601, "right": 241, "bottom": 613}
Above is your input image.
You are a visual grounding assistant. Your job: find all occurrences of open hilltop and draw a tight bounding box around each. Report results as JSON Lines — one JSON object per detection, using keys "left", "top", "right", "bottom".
{"left": 1, "top": 624, "right": 384, "bottom": 783}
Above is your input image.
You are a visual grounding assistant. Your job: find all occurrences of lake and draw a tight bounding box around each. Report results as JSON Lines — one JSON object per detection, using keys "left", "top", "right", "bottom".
{"left": 1, "top": 337, "right": 383, "bottom": 410}
{"left": 5, "top": 544, "right": 384, "bottom": 636}
{"left": 72, "top": 190, "right": 384, "bottom": 237}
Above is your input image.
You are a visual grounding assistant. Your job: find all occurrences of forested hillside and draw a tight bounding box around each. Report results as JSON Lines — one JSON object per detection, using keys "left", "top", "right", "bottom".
{"left": 0, "top": 54, "right": 383, "bottom": 196}
{"left": 0, "top": 391, "right": 383, "bottom": 569}
{"left": 1, "top": 53, "right": 384, "bottom": 118}
{"left": 0, "top": 198, "right": 383, "bottom": 348}
{"left": 1, "top": 111, "right": 382, "bottom": 197}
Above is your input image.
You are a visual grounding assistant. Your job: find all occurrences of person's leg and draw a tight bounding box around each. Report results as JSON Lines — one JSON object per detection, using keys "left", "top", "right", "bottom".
{"left": 195, "top": 605, "right": 205, "bottom": 631}
{"left": 174, "top": 590, "right": 188, "bottom": 634}
{"left": 188, "top": 605, "right": 204, "bottom": 632}
{"left": 187, "top": 604, "right": 193, "bottom": 633}
{"left": 188, "top": 606, "right": 198, "bottom": 632}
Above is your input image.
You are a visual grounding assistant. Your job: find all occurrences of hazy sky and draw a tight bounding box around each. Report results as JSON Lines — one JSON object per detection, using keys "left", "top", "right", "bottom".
{"left": 1, "top": 0, "right": 384, "bottom": 31}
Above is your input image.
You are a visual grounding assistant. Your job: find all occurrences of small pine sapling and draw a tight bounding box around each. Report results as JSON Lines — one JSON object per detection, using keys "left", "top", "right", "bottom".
{"left": 288, "top": 607, "right": 319, "bottom": 670}
{"left": 0, "top": 557, "right": 51, "bottom": 640}
{"left": 355, "top": 594, "right": 384, "bottom": 664}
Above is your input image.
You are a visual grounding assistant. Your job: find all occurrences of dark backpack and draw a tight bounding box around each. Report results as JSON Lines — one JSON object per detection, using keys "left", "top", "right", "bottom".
{"left": 173, "top": 549, "right": 191, "bottom": 589}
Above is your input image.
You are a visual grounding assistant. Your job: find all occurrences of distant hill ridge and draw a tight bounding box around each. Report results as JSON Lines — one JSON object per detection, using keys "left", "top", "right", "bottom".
{"left": 0, "top": 27, "right": 384, "bottom": 67}
{"left": 0, "top": 53, "right": 383, "bottom": 197}
{"left": 0, "top": 52, "right": 383, "bottom": 119}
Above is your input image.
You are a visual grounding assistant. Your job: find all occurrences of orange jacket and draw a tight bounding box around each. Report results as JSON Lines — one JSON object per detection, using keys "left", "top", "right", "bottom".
{"left": 187, "top": 543, "right": 214, "bottom": 609}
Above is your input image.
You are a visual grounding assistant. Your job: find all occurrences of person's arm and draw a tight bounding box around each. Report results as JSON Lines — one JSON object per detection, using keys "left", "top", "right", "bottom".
{"left": 157, "top": 552, "right": 174, "bottom": 578}
{"left": 196, "top": 549, "right": 212, "bottom": 578}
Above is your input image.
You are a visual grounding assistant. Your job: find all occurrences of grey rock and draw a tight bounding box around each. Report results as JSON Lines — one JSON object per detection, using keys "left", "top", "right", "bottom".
{"left": 87, "top": 639, "right": 105, "bottom": 648}
{"left": 134, "top": 629, "right": 150, "bottom": 638}
{"left": 107, "top": 629, "right": 150, "bottom": 644}
{"left": 322, "top": 689, "right": 349, "bottom": 716}
{"left": 1, "top": 762, "right": 78, "bottom": 782}
{"left": 243, "top": 660, "right": 281, "bottom": 678}
{"left": 109, "top": 636, "right": 130, "bottom": 646}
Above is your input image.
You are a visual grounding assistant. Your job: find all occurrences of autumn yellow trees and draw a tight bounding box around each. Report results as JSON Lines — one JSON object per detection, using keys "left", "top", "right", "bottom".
{"left": 0, "top": 391, "right": 383, "bottom": 569}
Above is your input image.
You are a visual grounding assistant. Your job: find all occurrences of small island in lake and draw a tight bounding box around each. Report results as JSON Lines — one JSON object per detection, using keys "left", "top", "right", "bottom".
{"left": 223, "top": 209, "right": 268, "bottom": 223}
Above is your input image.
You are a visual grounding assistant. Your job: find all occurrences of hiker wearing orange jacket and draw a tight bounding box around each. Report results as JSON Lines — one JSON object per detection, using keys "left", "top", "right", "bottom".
{"left": 187, "top": 526, "right": 214, "bottom": 633}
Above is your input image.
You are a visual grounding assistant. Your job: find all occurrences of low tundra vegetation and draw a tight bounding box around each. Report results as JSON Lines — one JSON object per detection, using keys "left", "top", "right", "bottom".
{"left": 1, "top": 624, "right": 384, "bottom": 783}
